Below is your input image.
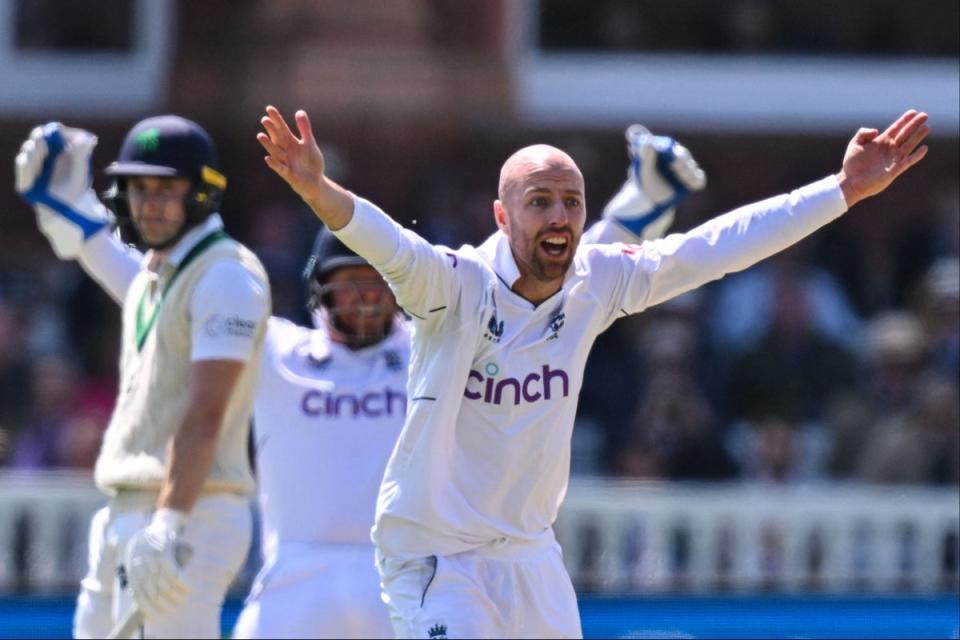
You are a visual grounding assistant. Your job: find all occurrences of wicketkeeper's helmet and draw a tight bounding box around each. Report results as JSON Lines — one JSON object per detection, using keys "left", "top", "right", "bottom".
{"left": 303, "top": 227, "right": 371, "bottom": 312}
{"left": 302, "top": 228, "right": 397, "bottom": 346}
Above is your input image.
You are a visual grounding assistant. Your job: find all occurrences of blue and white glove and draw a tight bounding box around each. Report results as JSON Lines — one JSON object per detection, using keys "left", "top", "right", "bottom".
{"left": 124, "top": 509, "right": 193, "bottom": 620}
{"left": 602, "top": 125, "right": 707, "bottom": 241}
{"left": 14, "top": 122, "right": 112, "bottom": 259}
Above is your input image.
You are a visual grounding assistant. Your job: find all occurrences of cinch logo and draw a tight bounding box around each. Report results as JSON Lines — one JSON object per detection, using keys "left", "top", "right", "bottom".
{"left": 301, "top": 387, "right": 406, "bottom": 418}
{"left": 464, "top": 363, "right": 569, "bottom": 405}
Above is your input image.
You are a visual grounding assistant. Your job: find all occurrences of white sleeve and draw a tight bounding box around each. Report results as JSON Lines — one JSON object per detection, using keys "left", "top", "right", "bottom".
{"left": 189, "top": 261, "right": 270, "bottom": 362}
{"left": 75, "top": 229, "right": 143, "bottom": 304}
{"left": 609, "top": 176, "right": 849, "bottom": 317}
{"left": 333, "top": 196, "right": 461, "bottom": 330}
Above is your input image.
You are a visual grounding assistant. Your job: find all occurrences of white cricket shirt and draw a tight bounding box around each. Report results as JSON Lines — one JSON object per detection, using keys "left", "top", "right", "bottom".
{"left": 252, "top": 317, "right": 411, "bottom": 559}
{"left": 335, "top": 176, "right": 848, "bottom": 559}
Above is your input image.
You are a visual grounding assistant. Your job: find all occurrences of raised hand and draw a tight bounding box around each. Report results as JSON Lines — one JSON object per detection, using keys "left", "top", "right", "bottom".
{"left": 15, "top": 122, "right": 113, "bottom": 258}
{"left": 602, "top": 125, "right": 707, "bottom": 241}
{"left": 257, "top": 106, "right": 327, "bottom": 202}
{"left": 837, "top": 110, "right": 930, "bottom": 207}
{"left": 257, "top": 106, "right": 354, "bottom": 229}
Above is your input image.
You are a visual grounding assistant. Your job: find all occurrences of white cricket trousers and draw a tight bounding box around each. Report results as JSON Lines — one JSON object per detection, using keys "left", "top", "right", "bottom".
{"left": 377, "top": 532, "right": 582, "bottom": 639}
{"left": 232, "top": 542, "right": 393, "bottom": 639}
{"left": 72, "top": 491, "right": 252, "bottom": 639}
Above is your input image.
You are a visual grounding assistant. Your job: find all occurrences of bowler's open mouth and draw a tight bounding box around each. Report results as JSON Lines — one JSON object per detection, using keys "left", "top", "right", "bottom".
{"left": 540, "top": 235, "right": 569, "bottom": 257}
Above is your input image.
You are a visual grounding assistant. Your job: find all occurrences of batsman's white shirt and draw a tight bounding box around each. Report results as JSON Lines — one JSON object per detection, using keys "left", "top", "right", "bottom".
{"left": 332, "top": 176, "right": 849, "bottom": 560}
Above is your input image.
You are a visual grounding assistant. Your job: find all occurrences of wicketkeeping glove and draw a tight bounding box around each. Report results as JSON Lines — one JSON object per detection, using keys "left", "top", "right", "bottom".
{"left": 602, "top": 124, "right": 707, "bottom": 241}
{"left": 124, "top": 509, "right": 193, "bottom": 620}
{"left": 14, "top": 122, "right": 112, "bottom": 259}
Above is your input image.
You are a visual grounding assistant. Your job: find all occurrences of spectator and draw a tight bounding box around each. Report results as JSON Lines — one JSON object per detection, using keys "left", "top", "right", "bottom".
{"left": 248, "top": 203, "right": 313, "bottom": 322}
{"left": 9, "top": 352, "right": 81, "bottom": 468}
{"left": 0, "top": 297, "right": 31, "bottom": 465}
{"left": 917, "top": 256, "right": 959, "bottom": 381}
{"left": 728, "top": 414, "right": 821, "bottom": 484}
{"left": 856, "top": 373, "right": 960, "bottom": 485}
{"left": 725, "top": 264, "right": 859, "bottom": 425}
{"left": 59, "top": 402, "right": 111, "bottom": 469}
{"left": 629, "top": 367, "right": 737, "bottom": 482}
{"left": 827, "top": 311, "right": 928, "bottom": 477}
{"left": 610, "top": 428, "right": 666, "bottom": 481}
{"left": 708, "top": 247, "right": 863, "bottom": 356}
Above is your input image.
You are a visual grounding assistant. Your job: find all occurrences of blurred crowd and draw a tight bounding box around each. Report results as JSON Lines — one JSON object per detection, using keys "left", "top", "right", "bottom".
{"left": 1, "top": 140, "right": 957, "bottom": 489}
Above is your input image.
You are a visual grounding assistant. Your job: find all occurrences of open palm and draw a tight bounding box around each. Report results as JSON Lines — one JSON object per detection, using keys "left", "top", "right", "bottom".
{"left": 840, "top": 110, "right": 929, "bottom": 207}
{"left": 257, "top": 106, "right": 327, "bottom": 205}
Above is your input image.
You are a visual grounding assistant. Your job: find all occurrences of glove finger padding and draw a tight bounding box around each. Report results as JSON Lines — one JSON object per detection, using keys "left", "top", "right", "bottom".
{"left": 15, "top": 122, "right": 112, "bottom": 259}
{"left": 667, "top": 142, "right": 707, "bottom": 192}
{"left": 14, "top": 127, "right": 48, "bottom": 194}
{"left": 603, "top": 125, "right": 706, "bottom": 241}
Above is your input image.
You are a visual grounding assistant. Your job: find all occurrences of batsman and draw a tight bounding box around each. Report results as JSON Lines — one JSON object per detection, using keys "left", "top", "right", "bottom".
{"left": 15, "top": 117, "right": 271, "bottom": 638}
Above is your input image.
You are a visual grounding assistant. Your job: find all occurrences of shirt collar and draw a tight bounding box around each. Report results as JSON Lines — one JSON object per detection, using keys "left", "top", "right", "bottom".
{"left": 477, "top": 230, "right": 522, "bottom": 288}
{"left": 142, "top": 214, "right": 225, "bottom": 274}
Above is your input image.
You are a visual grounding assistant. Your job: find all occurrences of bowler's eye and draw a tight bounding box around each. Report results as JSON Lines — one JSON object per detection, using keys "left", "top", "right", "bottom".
{"left": 565, "top": 197, "right": 582, "bottom": 208}
{"left": 530, "top": 196, "right": 548, "bottom": 207}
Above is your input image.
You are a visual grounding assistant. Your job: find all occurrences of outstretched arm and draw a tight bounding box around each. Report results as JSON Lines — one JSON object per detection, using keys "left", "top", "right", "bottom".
{"left": 257, "top": 106, "right": 463, "bottom": 329}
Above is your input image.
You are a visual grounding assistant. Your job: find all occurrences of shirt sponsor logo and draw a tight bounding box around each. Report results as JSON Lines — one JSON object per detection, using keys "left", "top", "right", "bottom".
{"left": 463, "top": 364, "right": 569, "bottom": 405}
{"left": 205, "top": 314, "right": 257, "bottom": 338}
{"left": 301, "top": 387, "right": 407, "bottom": 418}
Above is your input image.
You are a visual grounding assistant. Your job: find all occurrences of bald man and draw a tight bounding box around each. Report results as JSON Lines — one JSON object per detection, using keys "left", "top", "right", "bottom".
{"left": 258, "top": 107, "right": 929, "bottom": 639}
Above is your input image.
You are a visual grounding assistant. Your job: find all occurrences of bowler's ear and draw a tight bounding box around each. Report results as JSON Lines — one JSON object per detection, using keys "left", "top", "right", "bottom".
{"left": 493, "top": 200, "right": 509, "bottom": 235}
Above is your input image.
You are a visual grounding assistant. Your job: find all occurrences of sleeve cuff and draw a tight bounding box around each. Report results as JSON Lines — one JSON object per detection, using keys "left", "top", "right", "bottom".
{"left": 796, "top": 174, "right": 849, "bottom": 219}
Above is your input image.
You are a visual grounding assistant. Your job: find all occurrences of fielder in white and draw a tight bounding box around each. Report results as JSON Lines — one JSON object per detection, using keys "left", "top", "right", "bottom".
{"left": 15, "top": 117, "right": 271, "bottom": 639}
{"left": 258, "top": 106, "right": 929, "bottom": 639}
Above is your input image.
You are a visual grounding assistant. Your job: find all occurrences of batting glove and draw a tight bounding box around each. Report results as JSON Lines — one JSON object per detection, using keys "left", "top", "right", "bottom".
{"left": 124, "top": 509, "right": 193, "bottom": 620}
{"left": 14, "top": 122, "right": 112, "bottom": 259}
{"left": 602, "top": 125, "right": 707, "bottom": 241}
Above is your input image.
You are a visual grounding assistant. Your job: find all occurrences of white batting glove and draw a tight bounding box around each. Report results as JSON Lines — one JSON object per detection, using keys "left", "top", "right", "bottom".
{"left": 124, "top": 509, "right": 193, "bottom": 620}
{"left": 14, "top": 122, "right": 112, "bottom": 259}
{"left": 602, "top": 125, "right": 707, "bottom": 241}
